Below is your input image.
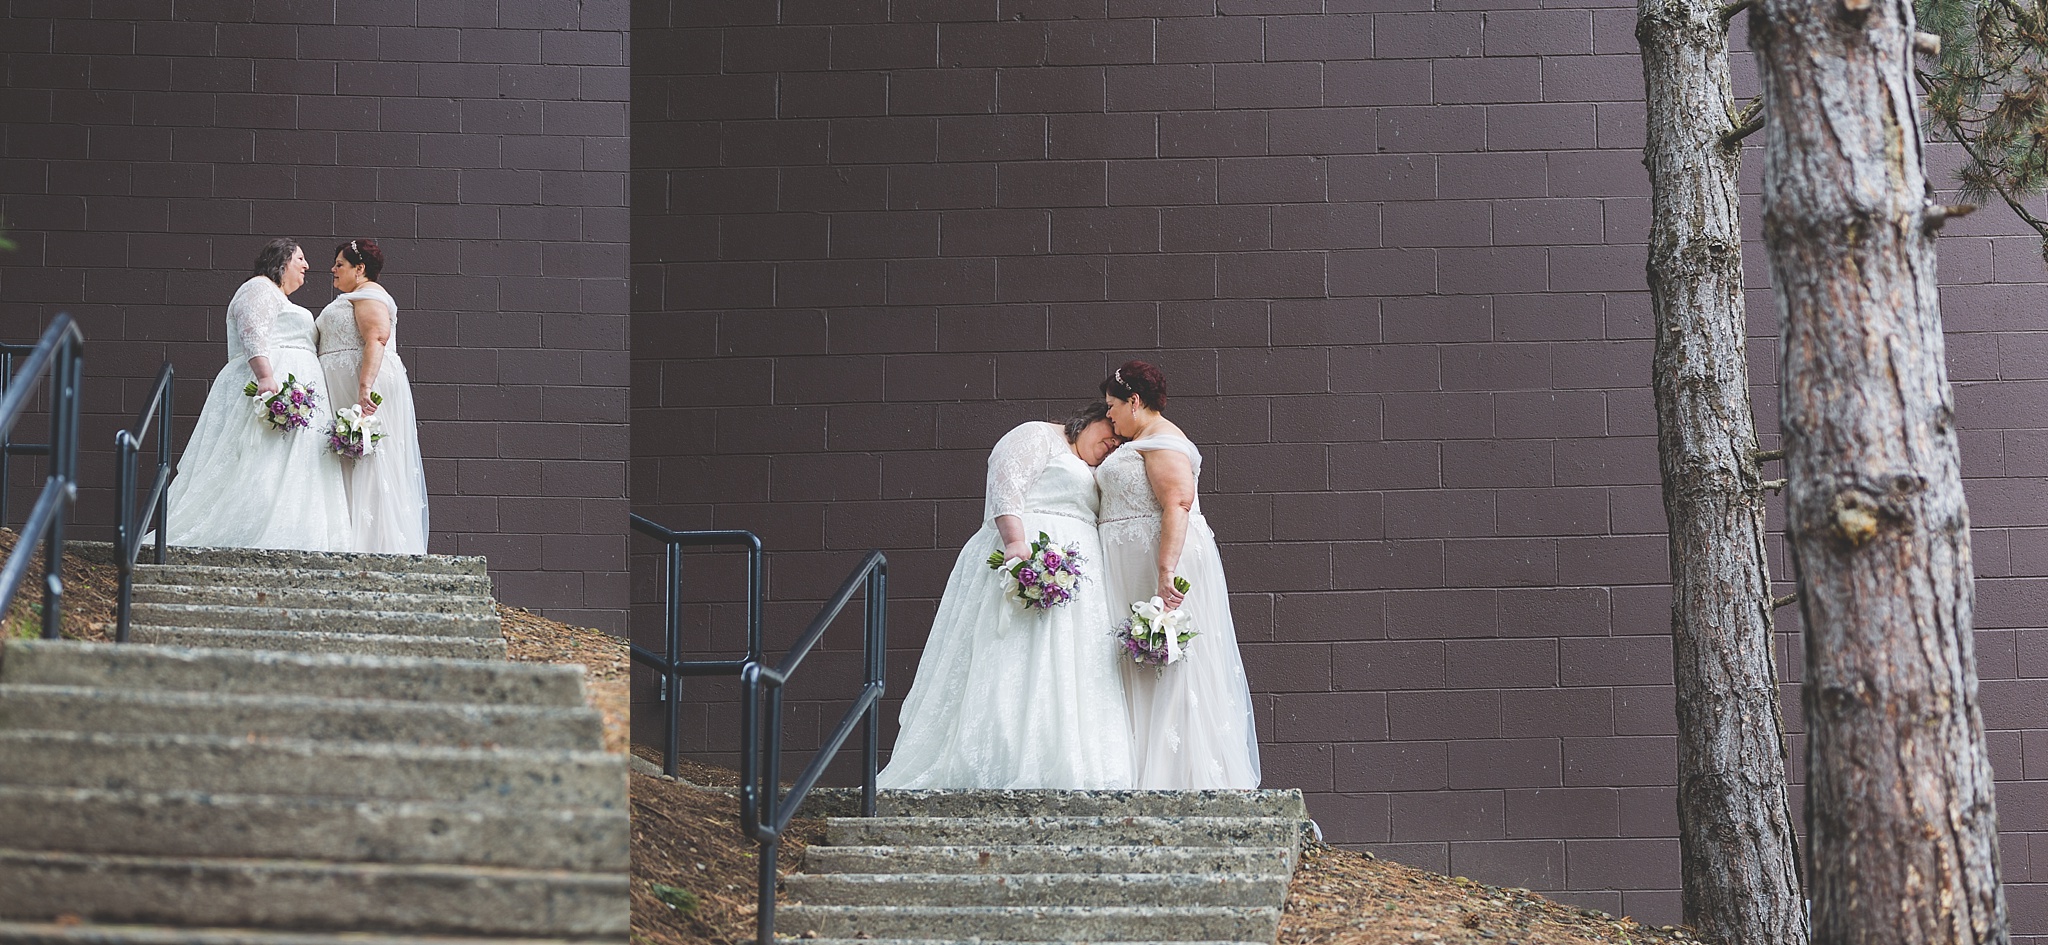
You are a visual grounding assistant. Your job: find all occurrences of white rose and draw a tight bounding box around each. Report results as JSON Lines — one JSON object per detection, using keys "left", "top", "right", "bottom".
{"left": 1023, "top": 584, "right": 1043, "bottom": 599}
{"left": 1053, "top": 571, "right": 1075, "bottom": 587}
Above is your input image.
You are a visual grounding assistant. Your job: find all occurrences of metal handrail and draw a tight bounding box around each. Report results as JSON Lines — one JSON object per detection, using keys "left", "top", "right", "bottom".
{"left": 741, "top": 550, "right": 887, "bottom": 945}
{"left": 0, "top": 342, "right": 53, "bottom": 526}
{"left": 627, "top": 512, "right": 763, "bottom": 776}
{"left": 0, "top": 316, "right": 83, "bottom": 637}
{"left": 113, "top": 362, "right": 175, "bottom": 641}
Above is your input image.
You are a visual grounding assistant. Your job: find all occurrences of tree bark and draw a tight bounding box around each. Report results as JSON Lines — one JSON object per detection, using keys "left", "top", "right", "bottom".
{"left": 1750, "top": 0, "right": 2009, "bottom": 939}
{"left": 1638, "top": 3, "right": 1810, "bottom": 944}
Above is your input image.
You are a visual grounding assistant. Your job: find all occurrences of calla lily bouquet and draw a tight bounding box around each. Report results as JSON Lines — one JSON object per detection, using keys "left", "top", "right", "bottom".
{"left": 1116, "top": 576, "right": 1196, "bottom": 670}
{"left": 326, "top": 392, "right": 385, "bottom": 458}
{"left": 245, "top": 374, "right": 316, "bottom": 433}
{"left": 986, "top": 531, "right": 1085, "bottom": 611}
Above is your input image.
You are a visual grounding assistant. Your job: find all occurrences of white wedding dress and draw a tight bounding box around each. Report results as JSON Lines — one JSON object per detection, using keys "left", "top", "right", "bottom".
{"left": 161, "top": 277, "right": 351, "bottom": 551}
{"left": 878, "top": 421, "right": 1135, "bottom": 789}
{"left": 315, "top": 284, "right": 429, "bottom": 554}
{"left": 1096, "top": 435, "right": 1262, "bottom": 788}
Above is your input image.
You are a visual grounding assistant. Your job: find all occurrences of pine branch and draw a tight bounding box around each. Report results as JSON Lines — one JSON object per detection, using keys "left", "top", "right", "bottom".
{"left": 1923, "top": 202, "right": 1979, "bottom": 231}
{"left": 1753, "top": 448, "right": 1786, "bottom": 463}
{"left": 1719, "top": 0, "right": 1754, "bottom": 23}
{"left": 1722, "top": 99, "right": 1767, "bottom": 148}
{"left": 1772, "top": 592, "right": 1800, "bottom": 610}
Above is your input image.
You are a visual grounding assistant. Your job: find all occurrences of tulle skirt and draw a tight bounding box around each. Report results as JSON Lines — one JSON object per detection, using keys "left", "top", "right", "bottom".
{"left": 878, "top": 512, "right": 1134, "bottom": 790}
{"left": 319, "top": 348, "right": 429, "bottom": 554}
{"left": 162, "top": 347, "right": 351, "bottom": 552}
{"left": 1102, "top": 511, "right": 1262, "bottom": 789}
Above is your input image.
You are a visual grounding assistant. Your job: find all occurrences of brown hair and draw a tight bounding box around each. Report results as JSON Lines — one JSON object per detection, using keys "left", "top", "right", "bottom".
{"left": 1100, "top": 359, "right": 1167, "bottom": 411}
{"left": 250, "top": 238, "right": 300, "bottom": 285}
{"left": 336, "top": 238, "right": 385, "bottom": 281}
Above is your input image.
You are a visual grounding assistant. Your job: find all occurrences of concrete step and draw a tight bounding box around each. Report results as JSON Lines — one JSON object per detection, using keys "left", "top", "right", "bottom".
{"left": 134, "top": 563, "right": 494, "bottom": 598}
{"left": 784, "top": 871, "right": 1288, "bottom": 908}
{"left": 131, "top": 584, "right": 495, "bottom": 617}
{"left": 0, "top": 731, "right": 625, "bottom": 809}
{"left": 0, "top": 684, "right": 601, "bottom": 750}
{"left": 0, "top": 786, "right": 626, "bottom": 871}
{"left": 0, "top": 923, "right": 612, "bottom": 944}
{"left": 129, "top": 626, "right": 507, "bottom": 661}
{"left": 773, "top": 904, "right": 1281, "bottom": 941}
{"left": 826, "top": 816, "right": 1303, "bottom": 849}
{"left": 0, "top": 640, "right": 586, "bottom": 706}
{"left": 0, "top": 849, "right": 628, "bottom": 938}
{"left": 161, "top": 546, "right": 487, "bottom": 577}
{"left": 130, "top": 602, "right": 498, "bottom": 637}
{"left": 804, "top": 844, "right": 1296, "bottom": 876}
{"left": 875, "top": 789, "right": 1310, "bottom": 820}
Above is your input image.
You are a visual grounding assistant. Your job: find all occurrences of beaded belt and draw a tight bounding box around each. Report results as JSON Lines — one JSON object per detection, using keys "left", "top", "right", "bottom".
{"left": 1022, "top": 508, "right": 1096, "bottom": 524}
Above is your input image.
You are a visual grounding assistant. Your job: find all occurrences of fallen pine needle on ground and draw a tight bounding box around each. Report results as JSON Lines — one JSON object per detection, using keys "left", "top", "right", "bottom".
{"left": 1280, "top": 840, "right": 1695, "bottom": 945}
{"left": 630, "top": 764, "right": 826, "bottom": 945}
{"left": 499, "top": 604, "right": 628, "bottom": 754}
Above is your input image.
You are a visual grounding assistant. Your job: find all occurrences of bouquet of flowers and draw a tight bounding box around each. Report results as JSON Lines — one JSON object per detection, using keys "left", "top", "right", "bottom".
{"left": 326, "top": 393, "right": 385, "bottom": 458}
{"left": 1116, "top": 576, "right": 1196, "bottom": 669}
{"left": 244, "top": 374, "right": 316, "bottom": 433}
{"left": 986, "top": 531, "right": 1085, "bottom": 610}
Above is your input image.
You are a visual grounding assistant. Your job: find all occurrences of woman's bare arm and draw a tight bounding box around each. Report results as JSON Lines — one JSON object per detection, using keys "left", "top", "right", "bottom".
{"left": 996, "top": 514, "right": 1031, "bottom": 562}
{"left": 351, "top": 296, "right": 392, "bottom": 414}
{"left": 1143, "top": 447, "right": 1197, "bottom": 610}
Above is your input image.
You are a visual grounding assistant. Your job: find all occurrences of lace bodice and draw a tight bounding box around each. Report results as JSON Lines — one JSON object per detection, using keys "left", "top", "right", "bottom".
{"left": 1095, "top": 436, "right": 1204, "bottom": 541}
{"left": 225, "top": 277, "right": 316, "bottom": 362}
{"left": 315, "top": 284, "right": 398, "bottom": 354}
{"left": 983, "top": 422, "right": 1099, "bottom": 524}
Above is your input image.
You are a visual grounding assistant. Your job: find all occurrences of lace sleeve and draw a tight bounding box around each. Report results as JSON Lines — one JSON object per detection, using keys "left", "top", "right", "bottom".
{"left": 229, "top": 279, "right": 278, "bottom": 363}
{"left": 984, "top": 422, "right": 1061, "bottom": 522}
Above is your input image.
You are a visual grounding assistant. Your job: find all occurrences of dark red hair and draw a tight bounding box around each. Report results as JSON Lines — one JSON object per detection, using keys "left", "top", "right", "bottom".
{"left": 1101, "top": 359, "right": 1167, "bottom": 411}
{"left": 336, "top": 238, "right": 385, "bottom": 281}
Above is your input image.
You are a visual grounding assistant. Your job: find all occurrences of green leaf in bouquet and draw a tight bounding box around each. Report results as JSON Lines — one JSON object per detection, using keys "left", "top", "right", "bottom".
{"left": 987, "top": 550, "right": 1008, "bottom": 570}
{"left": 370, "top": 391, "right": 384, "bottom": 405}
{"left": 1172, "top": 575, "right": 1190, "bottom": 594}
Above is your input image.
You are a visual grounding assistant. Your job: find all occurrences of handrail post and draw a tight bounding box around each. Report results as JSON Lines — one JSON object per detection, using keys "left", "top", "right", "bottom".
{"left": 154, "top": 370, "right": 171, "bottom": 565}
{"left": 114, "top": 432, "right": 133, "bottom": 642}
{"left": 757, "top": 826, "right": 778, "bottom": 945}
{"left": 37, "top": 336, "right": 80, "bottom": 639}
{"left": 863, "top": 564, "right": 885, "bottom": 817}
{"left": 663, "top": 538, "right": 682, "bottom": 776}
{"left": 1, "top": 348, "right": 12, "bottom": 526}
{"left": 112, "top": 362, "right": 177, "bottom": 642}
{"left": 747, "top": 538, "right": 764, "bottom": 663}
{"left": 758, "top": 683, "right": 785, "bottom": 945}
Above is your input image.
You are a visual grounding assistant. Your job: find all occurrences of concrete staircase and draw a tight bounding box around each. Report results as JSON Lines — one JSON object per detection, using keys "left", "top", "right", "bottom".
{"left": 780, "top": 789, "right": 1308, "bottom": 945}
{"left": 0, "top": 546, "right": 628, "bottom": 943}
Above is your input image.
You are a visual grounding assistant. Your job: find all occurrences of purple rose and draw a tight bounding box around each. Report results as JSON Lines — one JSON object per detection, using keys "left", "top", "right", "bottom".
{"left": 1042, "top": 551, "right": 1063, "bottom": 570}
{"left": 1017, "top": 567, "right": 1039, "bottom": 585}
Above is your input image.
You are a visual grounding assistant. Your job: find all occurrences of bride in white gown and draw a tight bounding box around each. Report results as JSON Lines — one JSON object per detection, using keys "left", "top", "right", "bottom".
{"left": 162, "top": 239, "right": 351, "bottom": 551}
{"left": 1096, "top": 360, "right": 1262, "bottom": 789}
{"left": 316, "top": 239, "right": 429, "bottom": 553}
{"left": 878, "top": 404, "right": 1135, "bottom": 789}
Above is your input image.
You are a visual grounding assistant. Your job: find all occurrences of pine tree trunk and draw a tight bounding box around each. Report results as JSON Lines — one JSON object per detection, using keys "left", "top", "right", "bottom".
{"left": 1637, "top": 4, "right": 1810, "bottom": 944}
{"left": 1750, "top": 0, "right": 2009, "bottom": 939}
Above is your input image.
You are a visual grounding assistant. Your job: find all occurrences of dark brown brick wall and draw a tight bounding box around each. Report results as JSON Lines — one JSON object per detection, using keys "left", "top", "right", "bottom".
{"left": 630, "top": 1, "right": 2048, "bottom": 930}
{"left": 0, "top": 0, "right": 630, "bottom": 629}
